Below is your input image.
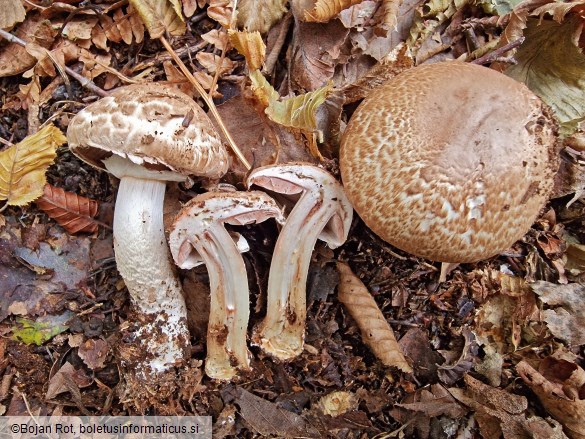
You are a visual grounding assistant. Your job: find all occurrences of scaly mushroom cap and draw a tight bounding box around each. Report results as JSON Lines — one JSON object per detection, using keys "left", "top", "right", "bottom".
{"left": 340, "top": 62, "right": 559, "bottom": 263}
{"left": 67, "top": 83, "right": 228, "bottom": 179}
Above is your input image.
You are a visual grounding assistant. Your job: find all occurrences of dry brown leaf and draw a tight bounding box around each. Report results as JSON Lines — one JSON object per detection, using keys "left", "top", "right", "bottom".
{"left": 77, "top": 339, "right": 109, "bottom": 370}
{"left": 237, "top": 0, "right": 288, "bottom": 33}
{"left": 195, "top": 51, "right": 237, "bottom": 75}
{"left": 337, "top": 262, "right": 412, "bottom": 373}
{"left": 531, "top": 282, "right": 585, "bottom": 346}
{"left": 35, "top": 184, "right": 100, "bottom": 234}
{"left": 62, "top": 17, "right": 99, "bottom": 41}
{"left": 0, "top": 15, "right": 56, "bottom": 78}
{"left": 45, "top": 362, "right": 92, "bottom": 400}
{"left": 207, "top": 0, "right": 234, "bottom": 28}
{"left": 517, "top": 359, "right": 585, "bottom": 439}
{"left": 0, "top": 124, "right": 63, "bottom": 208}
{"left": 182, "top": 0, "right": 199, "bottom": 17}
{"left": 304, "top": 0, "right": 365, "bottom": 22}
{"left": 341, "top": 43, "right": 413, "bottom": 103}
{"left": 317, "top": 391, "right": 358, "bottom": 417}
{"left": 128, "top": 0, "right": 185, "bottom": 38}
{"left": 380, "top": 0, "right": 402, "bottom": 29}
{"left": 215, "top": 94, "right": 315, "bottom": 183}
{"left": 437, "top": 329, "right": 479, "bottom": 385}
{"left": 228, "top": 30, "right": 266, "bottom": 71}
{"left": 234, "top": 387, "right": 321, "bottom": 437}
{"left": 390, "top": 384, "right": 468, "bottom": 438}
{"left": 448, "top": 374, "right": 564, "bottom": 439}
{"left": 0, "top": 0, "right": 26, "bottom": 29}
{"left": 202, "top": 29, "right": 229, "bottom": 51}
{"left": 290, "top": 19, "right": 349, "bottom": 90}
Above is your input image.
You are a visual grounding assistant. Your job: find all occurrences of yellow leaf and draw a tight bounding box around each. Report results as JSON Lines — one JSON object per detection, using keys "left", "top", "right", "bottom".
{"left": 265, "top": 82, "right": 333, "bottom": 133}
{"left": 249, "top": 69, "right": 279, "bottom": 107}
{"left": 0, "top": 124, "right": 63, "bottom": 207}
{"left": 228, "top": 30, "right": 266, "bottom": 71}
{"left": 128, "top": 0, "right": 185, "bottom": 38}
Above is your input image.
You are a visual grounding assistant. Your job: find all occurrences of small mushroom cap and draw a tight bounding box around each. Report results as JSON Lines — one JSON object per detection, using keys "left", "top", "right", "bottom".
{"left": 67, "top": 83, "right": 228, "bottom": 179}
{"left": 169, "top": 191, "right": 284, "bottom": 270}
{"left": 340, "top": 62, "right": 559, "bottom": 263}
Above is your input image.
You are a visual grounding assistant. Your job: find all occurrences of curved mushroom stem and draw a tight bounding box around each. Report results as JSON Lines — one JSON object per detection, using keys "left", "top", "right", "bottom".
{"left": 254, "top": 192, "right": 335, "bottom": 358}
{"left": 190, "top": 223, "right": 251, "bottom": 379}
{"left": 248, "top": 164, "right": 353, "bottom": 361}
{"left": 169, "top": 191, "right": 284, "bottom": 380}
{"left": 114, "top": 176, "right": 189, "bottom": 375}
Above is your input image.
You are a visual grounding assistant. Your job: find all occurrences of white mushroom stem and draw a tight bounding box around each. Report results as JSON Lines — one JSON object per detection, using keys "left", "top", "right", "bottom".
{"left": 169, "top": 191, "right": 284, "bottom": 380}
{"left": 105, "top": 156, "right": 190, "bottom": 375}
{"left": 249, "top": 164, "right": 353, "bottom": 360}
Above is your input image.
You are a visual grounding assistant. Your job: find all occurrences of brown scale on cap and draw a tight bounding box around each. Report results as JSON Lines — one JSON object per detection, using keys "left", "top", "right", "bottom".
{"left": 340, "top": 62, "right": 559, "bottom": 263}
{"left": 67, "top": 83, "right": 228, "bottom": 178}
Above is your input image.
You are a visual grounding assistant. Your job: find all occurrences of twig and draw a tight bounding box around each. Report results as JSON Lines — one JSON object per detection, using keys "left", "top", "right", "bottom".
{"left": 471, "top": 36, "right": 525, "bottom": 65}
{"left": 0, "top": 29, "right": 109, "bottom": 98}
{"left": 159, "top": 36, "right": 251, "bottom": 171}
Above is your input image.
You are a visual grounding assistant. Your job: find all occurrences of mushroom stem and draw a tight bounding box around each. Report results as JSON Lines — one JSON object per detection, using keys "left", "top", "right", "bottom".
{"left": 114, "top": 176, "right": 189, "bottom": 374}
{"left": 248, "top": 164, "right": 353, "bottom": 361}
{"left": 192, "top": 222, "right": 251, "bottom": 378}
{"left": 255, "top": 192, "right": 334, "bottom": 358}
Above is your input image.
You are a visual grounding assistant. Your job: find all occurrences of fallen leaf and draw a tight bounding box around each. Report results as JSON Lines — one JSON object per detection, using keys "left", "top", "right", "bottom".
{"left": 11, "top": 313, "right": 72, "bottom": 346}
{"left": 390, "top": 384, "right": 468, "bottom": 439}
{"left": 128, "top": 0, "right": 185, "bottom": 38}
{"left": 304, "top": 0, "right": 365, "bottom": 22}
{"left": 337, "top": 262, "right": 412, "bottom": 373}
{"left": 0, "top": 124, "right": 64, "bottom": 208}
{"left": 229, "top": 30, "right": 266, "bottom": 71}
{"left": 505, "top": 16, "right": 585, "bottom": 133}
{"left": 437, "top": 329, "right": 479, "bottom": 385}
{"left": 234, "top": 387, "right": 321, "bottom": 437}
{"left": 77, "top": 339, "right": 109, "bottom": 370}
{"left": 317, "top": 391, "right": 358, "bottom": 416}
{"left": 36, "top": 184, "right": 100, "bottom": 234}
{"left": 531, "top": 281, "right": 585, "bottom": 346}
{"left": 517, "top": 359, "right": 585, "bottom": 439}
{"left": 237, "top": 0, "right": 288, "bottom": 33}
{"left": 448, "top": 374, "right": 561, "bottom": 439}
{"left": 0, "top": 0, "right": 26, "bottom": 29}
{"left": 45, "top": 362, "right": 93, "bottom": 400}
{"left": 399, "top": 327, "right": 444, "bottom": 382}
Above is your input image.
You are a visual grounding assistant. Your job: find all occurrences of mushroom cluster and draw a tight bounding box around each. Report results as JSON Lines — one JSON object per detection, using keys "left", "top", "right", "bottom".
{"left": 67, "top": 84, "right": 352, "bottom": 382}
{"left": 340, "top": 61, "right": 559, "bottom": 264}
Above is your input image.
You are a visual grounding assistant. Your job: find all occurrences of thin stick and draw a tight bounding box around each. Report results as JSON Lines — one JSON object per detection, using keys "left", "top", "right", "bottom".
{"left": 159, "top": 36, "right": 251, "bottom": 171}
{"left": 471, "top": 36, "right": 525, "bottom": 65}
{"left": 0, "top": 29, "right": 109, "bottom": 98}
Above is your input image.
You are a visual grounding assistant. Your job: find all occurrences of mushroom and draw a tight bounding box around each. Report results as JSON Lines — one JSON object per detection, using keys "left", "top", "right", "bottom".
{"left": 247, "top": 163, "right": 353, "bottom": 360}
{"left": 168, "top": 191, "right": 284, "bottom": 380}
{"left": 340, "top": 61, "right": 559, "bottom": 265}
{"left": 66, "top": 83, "right": 228, "bottom": 381}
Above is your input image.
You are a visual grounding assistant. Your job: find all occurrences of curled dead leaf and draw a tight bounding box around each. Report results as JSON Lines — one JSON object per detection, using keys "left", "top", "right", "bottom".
{"left": 337, "top": 262, "right": 412, "bottom": 373}
{"left": 304, "top": 0, "right": 365, "bottom": 22}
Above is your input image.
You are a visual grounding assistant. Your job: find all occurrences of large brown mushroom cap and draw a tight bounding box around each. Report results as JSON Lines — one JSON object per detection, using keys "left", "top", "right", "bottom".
{"left": 67, "top": 83, "right": 228, "bottom": 179}
{"left": 340, "top": 61, "right": 559, "bottom": 263}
